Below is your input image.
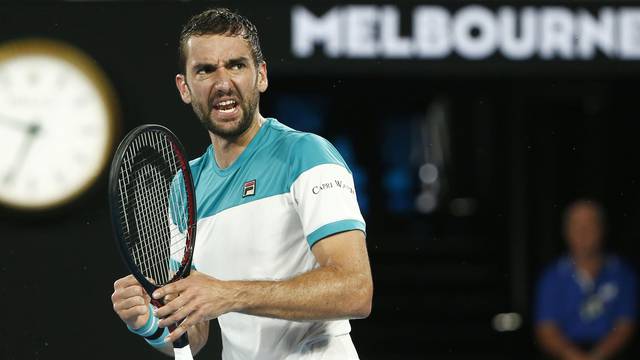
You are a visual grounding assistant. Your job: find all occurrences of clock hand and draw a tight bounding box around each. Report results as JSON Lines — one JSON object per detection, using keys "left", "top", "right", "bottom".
{"left": 0, "top": 113, "right": 31, "bottom": 131}
{"left": 2, "top": 121, "right": 41, "bottom": 185}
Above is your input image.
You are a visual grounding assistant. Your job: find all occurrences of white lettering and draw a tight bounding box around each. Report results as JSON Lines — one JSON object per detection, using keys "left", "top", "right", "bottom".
{"left": 380, "top": 6, "right": 412, "bottom": 58}
{"left": 413, "top": 6, "right": 451, "bottom": 58}
{"left": 499, "top": 7, "right": 536, "bottom": 59}
{"left": 453, "top": 6, "right": 498, "bottom": 59}
{"left": 540, "top": 7, "right": 574, "bottom": 59}
{"left": 345, "top": 5, "right": 378, "bottom": 58}
{"left": 291, "top": 6, "right": 341, "bottom": 58}
{"left": 619, "top": 8, "right": 640, "bottom": 59}
{"left": 290, "top": 5, "right": 640, "bottom": 61}
{"left": 576, "top": 8, "right": 615, "bottom": 59}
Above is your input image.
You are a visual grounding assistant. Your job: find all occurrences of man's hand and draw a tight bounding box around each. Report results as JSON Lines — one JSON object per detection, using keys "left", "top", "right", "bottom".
{"left": 562, "top": 349, "right": 591, "bottom": 360}
{"left": 111, "top": 275, "right": 151, "bottom": 329}
{"left": 153, "top": 271, "right": 235, "bottom": 343}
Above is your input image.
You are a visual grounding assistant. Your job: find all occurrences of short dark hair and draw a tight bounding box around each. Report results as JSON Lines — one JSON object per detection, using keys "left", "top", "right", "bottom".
{"left": 178, "top": 8, "right": 264, "bottom": 74}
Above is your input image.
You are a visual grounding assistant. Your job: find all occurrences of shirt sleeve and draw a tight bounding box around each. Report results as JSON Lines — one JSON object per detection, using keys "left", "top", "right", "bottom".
{"left": 535, "top": 267, "right": 561, "bottom": 325}
{"left": 614, "top": 264, "right": 637, "bottom": 322}
{"left": 288, "top": 134, "right": 366, "bottom": 247}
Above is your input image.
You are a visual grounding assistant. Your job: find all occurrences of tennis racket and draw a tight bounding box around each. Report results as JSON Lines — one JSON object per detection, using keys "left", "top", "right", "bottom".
{"left": 109, "top": 124, "right": 197, "bottom": 360}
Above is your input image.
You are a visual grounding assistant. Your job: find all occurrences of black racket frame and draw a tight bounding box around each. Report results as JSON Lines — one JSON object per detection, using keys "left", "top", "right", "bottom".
{"left": 109, "top": 124, "right": 197, "bottom": 349}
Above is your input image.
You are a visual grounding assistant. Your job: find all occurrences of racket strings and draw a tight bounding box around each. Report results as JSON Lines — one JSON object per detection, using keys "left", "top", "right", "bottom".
{"left": 123, "top": 169, "right": 190, "bottom": 277}
{"left": 116, "top": 130, "right": 192, "bottom": 286}
{"left": 133, "top": 164, "right": 173, "bottom": 284}
{"left": 139, "top": 133, "right": 189, "bottom": 284}
{"left": 128, "top": 133, "right": 174, "bottom": 284}
{"left": 140, "top": 135, "right": 190, "bottom": 260}
{"left": 135, "top": 141, "right": 188, "bottom": 284}
{"left": 127, "top": 133, "right": 174, "bottom": 284}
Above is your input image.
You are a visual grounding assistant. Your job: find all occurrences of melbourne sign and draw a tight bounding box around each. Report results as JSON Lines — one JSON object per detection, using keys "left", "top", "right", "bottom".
{"left": 292, "top": 5, "right": 640, "bottom": 61}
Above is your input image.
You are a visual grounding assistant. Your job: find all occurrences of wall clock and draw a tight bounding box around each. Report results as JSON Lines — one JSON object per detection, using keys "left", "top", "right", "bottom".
{"left": 0, "top": 39, "right": 119, "bottom": 210}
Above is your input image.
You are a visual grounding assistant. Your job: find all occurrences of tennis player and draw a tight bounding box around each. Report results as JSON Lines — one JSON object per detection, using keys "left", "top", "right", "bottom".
{"left": 111, "top": 8, "right": 372, "bottom": 359}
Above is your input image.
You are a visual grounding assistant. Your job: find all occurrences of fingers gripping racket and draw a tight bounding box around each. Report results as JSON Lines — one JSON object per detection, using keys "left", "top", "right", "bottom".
{"left": 109, "top": 124, "right": 196, "bottom": 360}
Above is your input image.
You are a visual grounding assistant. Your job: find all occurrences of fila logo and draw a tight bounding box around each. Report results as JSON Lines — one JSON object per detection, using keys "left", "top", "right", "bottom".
{"left": 243, "top": 179, "right": 256, "bottom": 197}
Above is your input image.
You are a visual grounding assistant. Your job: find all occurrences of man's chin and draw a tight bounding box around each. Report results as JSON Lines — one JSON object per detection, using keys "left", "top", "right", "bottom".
{"left": 204, "top": 119, "right": 250, "bottom": 139}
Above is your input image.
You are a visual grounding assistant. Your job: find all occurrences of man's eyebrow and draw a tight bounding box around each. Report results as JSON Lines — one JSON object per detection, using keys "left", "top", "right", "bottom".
{"left": 226, "top": 57, "right": 250, "bottom": 65}
{"left": 191, "top": 57, "right": 249, "bottom": 71}
{"left": 192, "top": 62, "right": 216, "bottom": 71}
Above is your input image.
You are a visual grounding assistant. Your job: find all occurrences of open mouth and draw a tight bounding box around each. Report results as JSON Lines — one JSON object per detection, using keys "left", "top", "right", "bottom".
{"left": 213, "top": 99, "right": 238, "bottom": 113}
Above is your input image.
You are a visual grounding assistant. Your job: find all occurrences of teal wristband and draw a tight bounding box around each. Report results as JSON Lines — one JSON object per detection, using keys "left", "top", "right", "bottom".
{"left": 127, "top": 304, "right": 159, "bottom": 337}
{"left": 145, "top": 327, "right": 170, "bottom": 347}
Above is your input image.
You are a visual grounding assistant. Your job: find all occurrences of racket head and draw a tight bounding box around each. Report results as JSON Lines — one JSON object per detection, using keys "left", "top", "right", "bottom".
{"left": 109, "top": 124, "right": 197, "bottom": 297}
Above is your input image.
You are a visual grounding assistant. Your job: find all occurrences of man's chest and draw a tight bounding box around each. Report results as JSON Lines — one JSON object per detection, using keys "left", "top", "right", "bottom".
{"left": 192, "top": 193, "right": 316, "bottom": 281}
{"left": 563, "top": 275, "right": 621, "bottom": 322}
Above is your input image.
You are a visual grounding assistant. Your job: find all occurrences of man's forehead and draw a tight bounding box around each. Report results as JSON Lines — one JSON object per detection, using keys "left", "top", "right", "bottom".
{"left": 569, "top": 205, "right": 600, "bottom": 221}
{"left": 572, "top": 203, "right": 597, "bottom": 214}
{"left": 186, "top": 34, "right": 251, "bottom": 62}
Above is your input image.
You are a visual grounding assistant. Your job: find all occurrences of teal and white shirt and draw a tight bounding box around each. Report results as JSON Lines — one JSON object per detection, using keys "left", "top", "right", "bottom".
{"left": 189, "top": 118, "right": 366, "bottom": 360}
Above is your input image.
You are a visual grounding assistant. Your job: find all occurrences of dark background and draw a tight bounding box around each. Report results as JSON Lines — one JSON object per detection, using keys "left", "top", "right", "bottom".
{"left": 2, "top": 1, "right": 640, "bottom": 359}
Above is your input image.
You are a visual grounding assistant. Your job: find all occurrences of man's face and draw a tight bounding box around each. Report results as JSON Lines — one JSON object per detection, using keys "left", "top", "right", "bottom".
{"left": 176, "top": 34, "right": 268, "bottom": 139}
{"left": 565, "top": 204, "right": 603, "bottom": 258}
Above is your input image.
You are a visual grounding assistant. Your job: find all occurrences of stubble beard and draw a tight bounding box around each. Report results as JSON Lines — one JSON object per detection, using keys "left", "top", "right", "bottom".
{"left": 194, "top": 90, "right": 259, "bottom": 141}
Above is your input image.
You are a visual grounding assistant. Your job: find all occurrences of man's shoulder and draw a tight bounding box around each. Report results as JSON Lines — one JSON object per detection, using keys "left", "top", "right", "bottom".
{"left": 267, "top": 118, "right": 333, "bottom": 153}
{"left": 266, "top": 118, "right": 349, "bottom": 177}
{"left": 540, "top": 256, "right": 573, "bottom": 281}
{"left": 604, "top": 255, "right": 637, "bottom": 279}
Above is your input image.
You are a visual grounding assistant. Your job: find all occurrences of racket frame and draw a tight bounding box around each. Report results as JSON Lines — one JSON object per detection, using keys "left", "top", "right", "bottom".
{"left": 108, "top": 124, "right": 197, "bottom": 350}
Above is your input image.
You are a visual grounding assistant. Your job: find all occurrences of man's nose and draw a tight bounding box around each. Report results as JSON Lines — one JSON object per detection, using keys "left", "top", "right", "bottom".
{"left": 213, "top": 70, "right": 232, "bottom": 92}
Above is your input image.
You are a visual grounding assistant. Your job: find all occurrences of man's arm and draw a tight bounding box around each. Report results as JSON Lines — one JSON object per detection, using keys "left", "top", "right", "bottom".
{"left": 536, "top": 322, "right": 589, "bottom": 360}
{"left": 233, "top": 229, "right": 372, "bottom": 320}
{"left": 592, "top": 265, "right": 637, "bottom": 360}
{"left": 111, "top": 275, "right": 210, "bottom": 356}
{"left": 154, "top": 229, "right": 373, "bottom": 343}
{"left": 590, "top": 320, "right": 635, "bottom": 359}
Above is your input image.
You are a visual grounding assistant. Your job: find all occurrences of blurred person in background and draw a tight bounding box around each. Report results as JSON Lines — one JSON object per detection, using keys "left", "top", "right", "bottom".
{"left": 535, "top": 199, "right": 637, "bottom": 360}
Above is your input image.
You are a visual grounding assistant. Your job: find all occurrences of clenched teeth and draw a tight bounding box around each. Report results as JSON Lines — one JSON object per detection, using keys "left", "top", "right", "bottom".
{"left": 215, "top": 99, "right": 238, "bottom": 112}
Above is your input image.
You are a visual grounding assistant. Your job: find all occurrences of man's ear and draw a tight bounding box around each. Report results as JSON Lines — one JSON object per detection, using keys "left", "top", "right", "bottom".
{"left": 176, "top": 74, "right": 192, "bottom": 104}
{"left": 257, "top": 62, "right": 268, "bottom": 93}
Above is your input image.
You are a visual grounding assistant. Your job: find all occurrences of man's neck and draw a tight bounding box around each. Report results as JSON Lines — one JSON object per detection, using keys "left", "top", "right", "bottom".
{"left": 209, "top": 114, "right": 265, "bottom": 169}
{"left": 573, "top": 253, "right": 603, "bottom": 279}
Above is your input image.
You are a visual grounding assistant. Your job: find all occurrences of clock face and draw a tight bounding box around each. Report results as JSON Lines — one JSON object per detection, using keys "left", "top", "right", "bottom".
{"left": 0, "top": 40, "right": 117, "bottom": 210}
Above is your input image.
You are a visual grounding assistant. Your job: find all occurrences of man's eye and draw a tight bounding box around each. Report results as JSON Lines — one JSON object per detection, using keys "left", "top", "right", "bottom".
{"left": 197, "top": 65, "right": 214, "bottom": 74}
{"left": 230, "top": 63, "right": 245, "bottom": 70}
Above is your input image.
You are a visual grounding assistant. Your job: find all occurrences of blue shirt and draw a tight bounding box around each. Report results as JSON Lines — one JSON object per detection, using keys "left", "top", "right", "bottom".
{"left": 534, "top": 255, "right": 637, "bottom": 343}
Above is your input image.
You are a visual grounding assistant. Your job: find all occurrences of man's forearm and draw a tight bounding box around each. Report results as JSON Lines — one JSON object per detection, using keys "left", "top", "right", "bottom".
{"left": 154, "top": 231, "right": 373, "bottom": 344}
{"left": 591, "top": 321, "right": 635, "bottom": 359}
{"left": 228, "top": 263, "right": 373, "bottom": 321}
{"left": 536, "top": 323, "right": 584, "bottom": 358}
